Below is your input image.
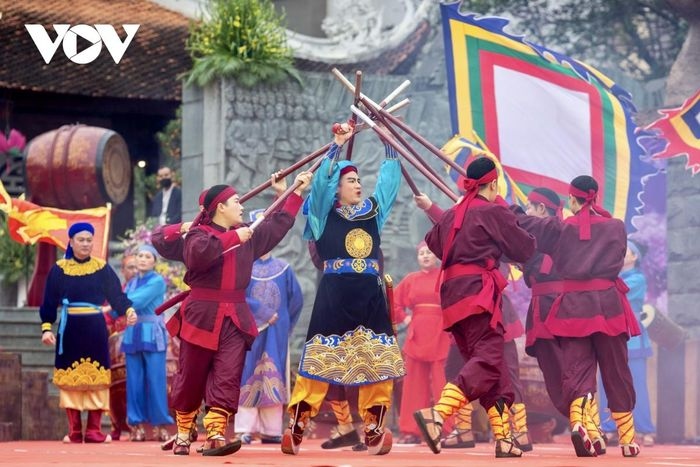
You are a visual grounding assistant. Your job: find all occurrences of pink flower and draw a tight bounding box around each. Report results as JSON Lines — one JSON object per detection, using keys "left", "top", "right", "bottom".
{"left": 0, "top": 129, "right": 27, "bottom": 154}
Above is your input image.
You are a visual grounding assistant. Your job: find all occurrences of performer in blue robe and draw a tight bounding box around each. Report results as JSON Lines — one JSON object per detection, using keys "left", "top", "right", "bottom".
{"left": 282, "top": 123, "right": 405, "bottom": 456}
{"left": 119, "top": 244, "right": 174, "bottom": 441}
{"left": 40, "top": 222, "right": 136, "bottom": 444}
{"left": 597, "top": 240, "right": 655, "bottom": 446}
{"left": 235, "top": 216, "right": 304, "bottom": 443}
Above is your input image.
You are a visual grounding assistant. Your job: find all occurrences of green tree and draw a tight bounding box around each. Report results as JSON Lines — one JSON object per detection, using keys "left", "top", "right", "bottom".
{"left": 460, "top": 0, "right": 687, "bottom": 80}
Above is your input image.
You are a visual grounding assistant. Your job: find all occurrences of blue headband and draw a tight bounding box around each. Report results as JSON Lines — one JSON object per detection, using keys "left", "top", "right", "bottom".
{"left": 65, "top": 222, "right": 95, "bottom": 259}
{"left": 137, "top": 244, "right": 159, "bottom": 260}
{"left": 69, "top": 222, "right": 95, "bottom": 238}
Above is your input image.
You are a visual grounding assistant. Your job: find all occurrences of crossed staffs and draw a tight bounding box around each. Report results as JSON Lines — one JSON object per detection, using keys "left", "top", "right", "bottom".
{"left": 238, "top": 74, "right": 412, "bottom": 230}
{"left": 330, "top": 68, "right": 468, "bottom": 204}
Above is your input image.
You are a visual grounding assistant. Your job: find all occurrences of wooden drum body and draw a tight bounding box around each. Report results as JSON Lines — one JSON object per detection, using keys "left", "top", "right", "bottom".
{"left": 25, "top": 125, "right": 131, "bottom": 209}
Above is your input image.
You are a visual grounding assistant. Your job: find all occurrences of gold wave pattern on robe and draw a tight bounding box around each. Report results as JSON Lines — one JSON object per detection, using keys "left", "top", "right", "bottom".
{"left": 300, "top": 326, "right": 405, "bottom": 385}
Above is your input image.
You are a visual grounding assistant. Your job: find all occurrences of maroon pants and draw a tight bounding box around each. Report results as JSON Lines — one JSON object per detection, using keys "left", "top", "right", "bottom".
{"left": 503, "top": 340, "right": 524, "bottom": 404}
{"left": 450, "top": 313, "right": 514, "bottom": 409}
{"left": 170, "top": 318, "right": 248, "bottom": 414}
{"left": 560, "top": 333, "right": 635, "bottom": 412}
{"left": 531, "top": 338, "right": 568, "bottom": 416}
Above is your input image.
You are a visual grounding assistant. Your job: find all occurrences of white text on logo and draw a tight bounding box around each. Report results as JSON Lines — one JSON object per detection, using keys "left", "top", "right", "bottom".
{"left": 25, "top": 24, "right": 140, "bottom": 65}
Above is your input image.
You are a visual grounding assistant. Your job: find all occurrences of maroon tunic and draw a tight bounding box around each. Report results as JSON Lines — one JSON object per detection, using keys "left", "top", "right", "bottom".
{"left": 521, "top": 250, "right": 569, "bottom": 415}
{"left": 522, "top": 251, "right": 560, "bottom": 352}
{"left": 152, "top": 222, "right": 186, "bottom": 262}
{"left": 516, "top": 211, "right": 640, "bottom": 339}
{"left": 168, "top": 194, "right": 303, "bottom": 351}
{"left": 425, "top": 196, "right": 535, "bottom": 330}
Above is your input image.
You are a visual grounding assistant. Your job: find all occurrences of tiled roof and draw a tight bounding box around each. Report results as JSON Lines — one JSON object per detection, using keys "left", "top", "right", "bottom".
{"left": 0, "top": 0, "right": 191, "bottom": 101}
{"left": 294, "top": 20, "right": 431, "bottom": 75}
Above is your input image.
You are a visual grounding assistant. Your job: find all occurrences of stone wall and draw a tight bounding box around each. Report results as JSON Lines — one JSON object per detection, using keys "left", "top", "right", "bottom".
{"left": 666, "top": 156, "right": 700, "bottom": 338}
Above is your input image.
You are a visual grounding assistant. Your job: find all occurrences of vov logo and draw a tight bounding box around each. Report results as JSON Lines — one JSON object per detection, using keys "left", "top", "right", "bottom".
{"left": 25, "top": 24, "right": 140, "bottom": 65}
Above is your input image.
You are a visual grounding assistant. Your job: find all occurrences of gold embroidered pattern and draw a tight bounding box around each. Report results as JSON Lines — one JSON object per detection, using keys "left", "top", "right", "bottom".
{"left": 300, "top": 326, "right": 405, "bottom": 385}
{"left": 238, "top": 352, "right": 286, "bottom": 406}
{"left": 53, "top": 358, "right": 111, "bottom": 390}
{"left": 344, "top": 228, "right": 372, "bottom": 258}
{"left": 57, "top": 258, "right": 106, "bottom": 276}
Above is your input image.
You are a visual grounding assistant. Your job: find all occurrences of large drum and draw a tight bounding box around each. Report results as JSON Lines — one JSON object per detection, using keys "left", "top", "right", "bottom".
{"left": 25, "top": 125, "right": 131, "bottom": 209}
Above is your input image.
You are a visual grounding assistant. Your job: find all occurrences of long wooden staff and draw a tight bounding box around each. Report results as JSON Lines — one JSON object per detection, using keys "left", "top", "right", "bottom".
{"left": 246, "top": 156, "right": 324, "bottom": 232}
{"left": 367, "top": 110, "right": 457, "bottom": 199}
{"left": 345, "top": 71, "right": 362, "bottom": 161}
{"left": 377, "top": 109, "right": 468, "bottom": 178}
{"left": 401, "top": 165, "right": 421, "bottom": 196}
{"left": 331, "top": 68, "right": 467, "bottom": 179}
{"left": 239, "top": 143, "right": 330, "bottom": 203}
{"left": 351, "top": 105, "right": 458, "bottom": 202}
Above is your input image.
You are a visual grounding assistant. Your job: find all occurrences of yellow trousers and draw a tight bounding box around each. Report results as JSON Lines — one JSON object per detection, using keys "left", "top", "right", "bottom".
{"left": 288, "top": 376, "right": 393, "bottom": 422}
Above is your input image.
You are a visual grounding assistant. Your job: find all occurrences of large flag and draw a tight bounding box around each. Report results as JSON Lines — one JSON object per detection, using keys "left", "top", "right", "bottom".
{"left": 441, "top": 133, "right": 528, "bottom": 206}
{"left": 644, "top": 89, "right": 700, "bottom": 175}
{"left": 440, "top": 2, "right": 653, "bottom": 226}
{"left": 0, "top": 180, "right": 111, "bottom": 260}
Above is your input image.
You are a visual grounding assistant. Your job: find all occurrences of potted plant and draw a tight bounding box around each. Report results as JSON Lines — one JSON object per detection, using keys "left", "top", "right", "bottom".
{"left": 185, "top": 0, "right": 301, "bottom": 87}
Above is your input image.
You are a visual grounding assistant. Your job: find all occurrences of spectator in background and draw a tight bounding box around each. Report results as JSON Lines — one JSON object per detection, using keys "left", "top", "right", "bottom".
{"left": 150, "top": 166, "right": 182, "bottom": 225}
{"left": 121, "top": 255, "right": 139, "bottom": 286}
{"left": 236, "top": 211, "right": 304, "bottom": 444}
{"left": 106, "top": 254, "right": 139, "bottom": 440}
{"left": 598, "top": 240, "right": 655, "bottom": 447}
{"left": 393, "top": 241, "right": 450, "bottom": 445}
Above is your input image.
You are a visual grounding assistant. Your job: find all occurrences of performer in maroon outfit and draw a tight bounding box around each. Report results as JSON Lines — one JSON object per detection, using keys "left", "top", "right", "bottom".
{"left": 521, "top": 188, "right": 568, "bottom": 418}
{"left": 514, "top": 176, "right": 641, "bottom": 458}
{"left": 155, "top": 173, "right": 312, "bottom": 456}
{"left": 413, "top": 157, "right": 535, "bottom": 458}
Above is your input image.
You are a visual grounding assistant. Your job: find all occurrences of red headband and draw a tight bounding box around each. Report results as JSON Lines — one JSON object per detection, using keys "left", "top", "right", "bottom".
{"left": 528, "top": 191, "right": 563, "bottom": 219}
{"left": 568, "top": 184, "right": 610, "bottom": 240}
{"left": 206, "top": 186, "right": 237, "bottom": 215}
{"left": 462, "top": 168, "right": 497, "bottom": 193}
{"left": 193, "top": 186, "right": 237, "bottom": 226}
{"left": 339, "top": 165, "right": 358, "bottom": 177}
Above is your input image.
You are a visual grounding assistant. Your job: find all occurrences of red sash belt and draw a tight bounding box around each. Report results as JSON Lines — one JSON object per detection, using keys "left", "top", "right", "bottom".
{"left": 443, "top": 262, "right": 508, "bottom": 329}
{"left": 532, "top": 278, "right": 625, "bottom": 296}
{"left": 545, "top": 277, "right": 640, "bottom": 336}
{"left": 189, "top": 288, "right": 246, "bottom": 303}
{"left": 156, "top": 288, "right": 247, "bottom": 316}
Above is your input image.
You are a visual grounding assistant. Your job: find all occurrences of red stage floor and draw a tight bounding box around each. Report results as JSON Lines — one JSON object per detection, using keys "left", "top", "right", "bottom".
{"left": 2, "top": 438, "right": 699, "bottom": 467}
